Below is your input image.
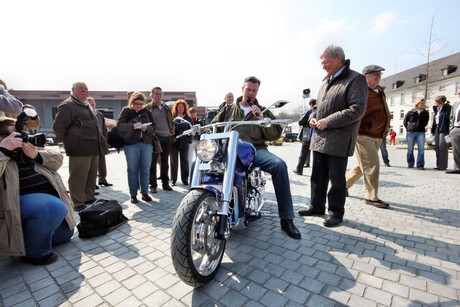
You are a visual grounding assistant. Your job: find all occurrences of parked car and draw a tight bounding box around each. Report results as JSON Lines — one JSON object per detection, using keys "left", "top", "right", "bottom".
{"left": 283, "top": 132, "right": 298, "bottom": 142}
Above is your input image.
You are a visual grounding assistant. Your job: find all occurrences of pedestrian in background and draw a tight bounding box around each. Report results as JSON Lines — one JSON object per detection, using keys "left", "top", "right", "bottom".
{"left": 170, "top": 99, "right": 192, "bottom": 186}
{"left": 389, "top": 128, "right": 397, "bottom": 145}
{"left": 53, "top": 82, "right": 103, "bottom": 211}
{"left": 403, "top": 98, "right": 429, "bottom": 170}
{"left": 145, "top": 87, "right": 174, "bottom": 193}
{"left": 345, "top": 64, "right": 391, "bottom": 209}
{"left": 432, "top": 95, "right": 452, "bottom": 171}
{"left": 380, "top": 136, "right": 391, "bottom": 167}
{"left": 298, "top": 45, "right": 367, "bottom": 227}
{"left": 88, "top": 97, "right": 113, "bottom": 187}
{"left": 447, "top": 90, "right": 460, "bottom": 174}
{"left": 117, "top": 92, "right": 155, "bottom": 204}
{"left": 293, "top": 99, "right": 316, "bottom": 175}
{"left": 218, "top": 92, "right": 234, "bottom": 111}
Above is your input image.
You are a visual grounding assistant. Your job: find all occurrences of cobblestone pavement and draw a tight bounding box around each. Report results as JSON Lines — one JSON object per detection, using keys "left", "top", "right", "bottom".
{"left": 1, "top": 143, "right": 459, "bottom": 306}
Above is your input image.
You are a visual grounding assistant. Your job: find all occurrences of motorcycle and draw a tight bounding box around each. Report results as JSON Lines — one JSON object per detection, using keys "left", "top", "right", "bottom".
{"left": 170, "top": 100, "right": 291, "bottom": 287}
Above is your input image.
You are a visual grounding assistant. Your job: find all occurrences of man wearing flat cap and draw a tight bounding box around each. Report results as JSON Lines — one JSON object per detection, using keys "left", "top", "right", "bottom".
{"left": 345, "top": 65, "right": 391, "bottom": 209}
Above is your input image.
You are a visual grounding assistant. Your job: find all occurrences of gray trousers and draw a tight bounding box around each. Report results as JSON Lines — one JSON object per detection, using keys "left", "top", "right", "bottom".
{"left": 451, "top": 128, "right": 460, "bottom": 170}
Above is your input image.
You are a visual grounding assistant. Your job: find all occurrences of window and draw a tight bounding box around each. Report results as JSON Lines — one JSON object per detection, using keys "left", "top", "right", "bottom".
{"left": 400, "top": 93, "right": 405, "bottom": 104}
{"left": 392, "top": 81, "right": 404, "bottom": 89}
{"left": 399, "top": 125, "right": 404, "bottom": 134}
{"left": 390, "top": 96, "right": 394, "bottom": 106}
{"left": 400, "top": 110, "right": 405, "bottom": 119}
{"left": 441, "top": 65, "right": 457, "bottom": 76}
{"left": 412, "top": 92, "right": 417, "bottom": 102}
{"left": 414, "top": 74, "right": 426, "bottom": 83}
{"left": 390, "top": 112, "right": 394, "bottom": 120}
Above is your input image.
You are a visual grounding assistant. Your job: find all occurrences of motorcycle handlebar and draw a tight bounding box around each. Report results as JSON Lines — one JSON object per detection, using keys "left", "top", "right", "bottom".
{"left": 175, "top": 118, "right": 292, "bottom": 139}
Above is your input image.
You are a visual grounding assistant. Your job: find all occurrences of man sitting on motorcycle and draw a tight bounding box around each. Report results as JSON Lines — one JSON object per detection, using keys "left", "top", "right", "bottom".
{"left": 211, "top": 76, "right": 301, "bottom": 240}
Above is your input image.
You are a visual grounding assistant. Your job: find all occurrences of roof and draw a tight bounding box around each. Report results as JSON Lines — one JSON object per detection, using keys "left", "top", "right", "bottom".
{"left": 380, "top": 52, "right": 460, "bottom": 94}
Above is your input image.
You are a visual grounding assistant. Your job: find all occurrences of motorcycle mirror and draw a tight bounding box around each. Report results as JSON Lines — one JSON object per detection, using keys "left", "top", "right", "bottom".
{"left": 273, "top": 100, "right": 289, "bottom": 108}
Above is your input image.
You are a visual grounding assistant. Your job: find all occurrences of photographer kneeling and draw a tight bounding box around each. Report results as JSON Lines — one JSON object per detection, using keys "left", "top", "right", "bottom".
{"left": 0, "top": 117, "right": 76, "bottom": 265}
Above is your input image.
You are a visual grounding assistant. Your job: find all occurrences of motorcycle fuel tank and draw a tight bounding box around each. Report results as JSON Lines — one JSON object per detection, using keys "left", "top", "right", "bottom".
{"left": 237, "top": 140, "right": 256, "bottom": 168}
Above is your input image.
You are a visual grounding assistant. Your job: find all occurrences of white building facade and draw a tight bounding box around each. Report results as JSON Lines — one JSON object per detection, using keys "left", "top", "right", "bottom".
{"left": 380, "top": 52, "right": 460, "bottom": 142}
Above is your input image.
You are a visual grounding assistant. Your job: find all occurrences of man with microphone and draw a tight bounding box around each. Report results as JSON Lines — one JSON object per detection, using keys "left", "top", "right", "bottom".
{"left": 211, "top": 76, "right": 301, "bottom": 240}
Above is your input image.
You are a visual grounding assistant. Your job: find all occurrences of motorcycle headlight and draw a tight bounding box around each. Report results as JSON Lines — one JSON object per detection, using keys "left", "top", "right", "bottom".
{"left": 196, "top": 140, "right": 218, "bottom": 162}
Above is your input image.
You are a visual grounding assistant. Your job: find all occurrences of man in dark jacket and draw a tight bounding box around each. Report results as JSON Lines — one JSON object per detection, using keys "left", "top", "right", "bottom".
{"left": 212, "top": 76, "right": 301, "bottom": 240}
{"left": 345, "top": 65, "right": 391, "bottom": 209}
{"left": 88, "top": 97, "right": 112, "bottom": 187}
{"left": 403, "top": 98, "right": 429, "bottom": 169}
{"left": 293, "top": 99, "right": 316, "bottom": 174}
{"left": 53, "top": 82, "right": 103, "bottom": 211}
{"left": 298, "top": 45, "right": 367, "bottom": 227}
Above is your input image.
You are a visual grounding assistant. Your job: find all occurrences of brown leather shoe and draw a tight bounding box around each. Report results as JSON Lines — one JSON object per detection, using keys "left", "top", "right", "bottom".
{"left": 365, "top": 199, "right": 390, "bottom": 209}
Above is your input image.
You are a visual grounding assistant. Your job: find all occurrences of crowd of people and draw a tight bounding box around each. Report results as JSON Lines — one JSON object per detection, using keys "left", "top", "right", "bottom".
{"left": 1, "top": 43, "right": 459, "bottom": 265}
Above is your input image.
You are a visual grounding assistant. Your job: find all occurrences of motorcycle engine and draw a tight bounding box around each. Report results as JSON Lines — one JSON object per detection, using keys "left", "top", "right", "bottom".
{"left": 246, "top": 167, "right": 266, "bottom": 216}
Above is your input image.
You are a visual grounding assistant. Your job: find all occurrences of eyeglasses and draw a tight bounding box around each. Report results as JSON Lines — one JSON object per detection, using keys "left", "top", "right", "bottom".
{"left": 132, "top": 102, "right": 144, "bottom": 106}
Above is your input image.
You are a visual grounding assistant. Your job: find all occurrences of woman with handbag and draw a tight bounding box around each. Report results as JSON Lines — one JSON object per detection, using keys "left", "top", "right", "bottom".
{"left": 432, "top": 95, "right": 452, "bottom": 170}
{"left": 117, "top": 92, "right": 156, "bottom": 204}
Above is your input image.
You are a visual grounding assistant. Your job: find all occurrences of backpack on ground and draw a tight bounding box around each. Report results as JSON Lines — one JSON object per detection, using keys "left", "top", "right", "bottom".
{"left": 107, "top": 127, "right": 124, "bottom": 152}
{"left": 77, "top": 199, "right": 128, "bottom": 238}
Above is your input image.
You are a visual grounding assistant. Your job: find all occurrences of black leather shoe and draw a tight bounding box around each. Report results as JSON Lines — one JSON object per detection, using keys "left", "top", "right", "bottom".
{"left": 292, "top": 169, "right": 302, "bottom": 175}
{"left": 365, "top": 199, "right": 390, "bottom": 209}
{"left": 131, "top": 196, "right": 138, "bottom": 204}
{"left": 141, "top": 194, "right": 152, "bottom": 202}
{"left": 162, "top": 184, "right": 173, "bottom": 191}
{"left": 99, "top": 182, "right": 113, "bottom": 187}
{"left": 323, "top": 216, "right": 343, "bottom": 227}
{"left": 298, "top": 206, "right": 325, "bottom": 216}
{"left": 95, "top": 185, "right": 100, "bottom": 189}
{"left": 21, "top": 253, "right": 58, "bottom": 265}
{"left": 280, "top": 219, "right": 301, "bottom": 239}
{"left": 182, "top": 181, "right": 189, "bottom": 186}
{"left": 446, "top": 170, "right": 460, "bottom": 174}
{"left": 150, "top": 186, "right": 157, "bottom": 193}
{"left": 94, "top": 192, "right": 99, "bottom": 196}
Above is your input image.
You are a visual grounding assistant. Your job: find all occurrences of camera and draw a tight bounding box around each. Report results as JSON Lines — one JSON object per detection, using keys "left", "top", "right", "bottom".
{"left": 15, "top": 108, "right": 47, "bottom": 147}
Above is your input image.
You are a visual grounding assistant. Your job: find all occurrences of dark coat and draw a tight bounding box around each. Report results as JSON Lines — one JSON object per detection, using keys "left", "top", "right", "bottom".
{"left": 117, "top": 107, "right": 156, "bottom": 145}
{"left": 404, "top": 109, "right": 429, "bottom": 133}
{"left": 310, "top": 60, "right": 368, "bottom": 157}
{"left": 431, "top": 104, "right": 452, "bottom": 134}
{"left": 53, "top": 96, "right": 103, "bottom": 156}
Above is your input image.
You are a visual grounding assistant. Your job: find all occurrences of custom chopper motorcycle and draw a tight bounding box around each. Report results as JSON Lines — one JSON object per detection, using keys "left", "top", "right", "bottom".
{"left": 170, "top": 100, "right": 291, "bottom": 287}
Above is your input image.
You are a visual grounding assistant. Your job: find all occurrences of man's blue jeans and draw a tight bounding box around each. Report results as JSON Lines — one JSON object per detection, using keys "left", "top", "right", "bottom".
{"left": 20, "top": 193, "right": 74, "bottom": 258}
{"left": 380, "top": 137, "right": 390, "bottom": 165}
{"left": 124, "top": 142, "right": 153, "bottom": 196}
{"left": 253, "top": 148, "right": 294, "bottom": 219}
{"left": 406, "top": 132, "right": 426, "bottom": 168}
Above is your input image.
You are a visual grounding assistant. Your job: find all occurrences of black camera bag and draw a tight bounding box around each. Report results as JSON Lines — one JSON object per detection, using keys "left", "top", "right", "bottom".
{"left": 77, "top": 199, "right": 128, "bottom": 238}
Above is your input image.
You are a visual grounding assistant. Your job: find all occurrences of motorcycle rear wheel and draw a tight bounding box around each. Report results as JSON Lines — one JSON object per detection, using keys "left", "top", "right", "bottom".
{"left": 171, "top": 190, "right": 226, "bottom": 287}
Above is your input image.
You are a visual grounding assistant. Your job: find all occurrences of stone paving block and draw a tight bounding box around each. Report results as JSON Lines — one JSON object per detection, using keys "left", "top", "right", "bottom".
{"left": 95, "top": 279, "right": 122, "bottom": 297}
{"left": 2, "top": 291, "right": 33, "bottom": 306}
{"left": 284, "top": 284, "right": 310, "bottom": 304}
{"left": 363, "top": 285, "right": 393, "bottom": 305}
{"left": 347, "top": 293, "right": 377, "bottom": 307}
{"left": 219, "top": 288, "right": 248, "bottom": 306}
{"left": 399, "top": 274, "right": 427, "bottom": 290}
{"left": 323, "top": 285, "right": 351, "bottom": 306}
{"left": 259, "top": 289, "right": 289, "bottom": 307}
{"left": 356, "top": 273, "right": 383, "bottom": 289}
{"left": 409, "top": 287, "right": 439, "bottom": 304}
{"left": 317, "top": 271, "right": 342, "bottom": 287}
{"left": 104, "top": 286, "right": 133, "bottom": 305}
{"left": 307, "top": 293, "right": 341, "bottom": 307}
{"left": 298, "top": 276, "right": 324, "bottom": 294}
{"left": 427, "top": 281, "right": 459, "bottom": 300}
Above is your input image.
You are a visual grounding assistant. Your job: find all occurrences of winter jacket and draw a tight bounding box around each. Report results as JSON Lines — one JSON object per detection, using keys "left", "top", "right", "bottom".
{"left": 116, "top": 107, "right": 156, "bottom": 145}
{"left": 310, "top": 60, "right": 368, "bottom": 157}
{"left": 358, "top": 87, "right": 390, "bottom": 138}
{"left": 431, "top": 104, "right": 452, "bottom": 134}
{"left": 404, "top": 109, "right": 429, "bottom": 133}
{"left": 173, "top": 115, "right": 193, "bottom": 150}
{"left": 211, "top": 97, "right": 282, "bottom": 148}
{"left": 0, "top": 149, "right": 76, "bottom": 256}
{"left": 53, "top": 96, "right": 103, "bottom": 156}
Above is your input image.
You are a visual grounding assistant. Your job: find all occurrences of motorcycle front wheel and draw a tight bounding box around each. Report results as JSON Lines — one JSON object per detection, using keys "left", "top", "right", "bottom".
{"left": 171, "top": 190, "right": 226, "bottom": 287}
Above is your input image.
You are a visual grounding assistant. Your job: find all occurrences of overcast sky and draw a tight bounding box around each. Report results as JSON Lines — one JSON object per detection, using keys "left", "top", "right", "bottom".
{"left": 2, "top": 0, "right": 460, "bottom": 113}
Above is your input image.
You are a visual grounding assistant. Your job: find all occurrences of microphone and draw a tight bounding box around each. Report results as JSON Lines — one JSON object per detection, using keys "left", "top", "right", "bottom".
{"left": 246, "top": 98, "right": 260, "bottom": 117}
